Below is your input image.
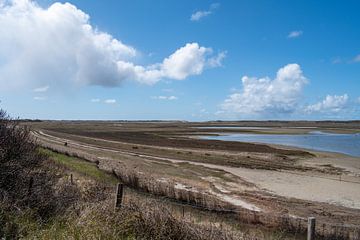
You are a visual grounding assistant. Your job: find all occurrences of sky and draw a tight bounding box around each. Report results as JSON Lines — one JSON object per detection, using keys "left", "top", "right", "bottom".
{"left": 0, "top": 0, "right": 359, "bottom": 120}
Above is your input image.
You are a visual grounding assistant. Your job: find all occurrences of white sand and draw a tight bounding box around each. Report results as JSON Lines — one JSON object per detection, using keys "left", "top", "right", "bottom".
{"left": 222, "top": 167, "right": 360, "bottom": 209}
{"left": 167, "top": 159, "right": 360, "bottom": 209}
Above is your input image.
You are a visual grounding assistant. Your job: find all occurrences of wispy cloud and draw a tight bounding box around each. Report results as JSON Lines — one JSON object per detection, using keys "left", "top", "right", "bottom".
{"left": 287, "top": 30, "right": 303, "bottom": 39}
{"left": 208, "top": 51, "right": 227, "bottom": 67}
{"left": 191, "top": 11, "right": 211, "bottom": 21}
{"left": 33, "top": 96, "right": 47, "bottom": 101}
{"left": 191, "top": 108, "right": 212, "bottom": 119}
{"left": 33, "top": 85, "right": 49, "bottom": 92}
{"left": 331, "top": 54, "right": 360, "bottom": 64}
{"left": 209, "top": 3, "right": 220, "bottom": 10}
{"left": 104, "top": 99, "right": 116, "bottom": 104}
{"left": 91, "top": 98, "right": 100, "bottom": 103}
{"left": 331, "top": 57, "right": 342, "bottom": 64}
{"left": 151, "top": 96, "right": 178, "bottom": 101}
{"left": 353, "top": 54, "right": 360, "bottom": 62}
{"left": 190, "top": 3, "right": 220, "bottom": 21}
{"left": 162, "top": 88, "right": 174, "bottom": 93}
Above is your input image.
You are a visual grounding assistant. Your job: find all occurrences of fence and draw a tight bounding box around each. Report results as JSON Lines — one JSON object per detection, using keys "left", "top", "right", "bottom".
{"left": 26, "top": 161, "right": 360, "bottom": 240}
{"left": 36, "top": 141, "right": 360, "bottom": 240}
{"left": 112, "top": 183, "right": 360, "bottom": 240}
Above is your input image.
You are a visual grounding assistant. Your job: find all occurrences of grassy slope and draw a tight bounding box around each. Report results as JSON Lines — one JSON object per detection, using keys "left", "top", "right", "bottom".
{"left": 1, "top": 149, "right": 131, "bottom": 240}
{"left": 2, "top": 149, "right": 304, "bottom": 240}
{"left": 40, "top": 148, "right": 118, "bottom": 184}
{"left": 3, "top": 150, "right": 239, "bottom": 240}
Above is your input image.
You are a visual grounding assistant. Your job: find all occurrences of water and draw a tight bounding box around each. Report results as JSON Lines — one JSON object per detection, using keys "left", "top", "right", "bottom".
{"left": 195, "top": 126, "right": 270, "bottom": 130}
{"left": 202, "top": 131, "right": 360, "bottom": 157}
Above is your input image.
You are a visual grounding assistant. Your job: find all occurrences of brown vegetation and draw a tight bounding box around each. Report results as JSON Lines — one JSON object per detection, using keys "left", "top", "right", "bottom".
{"left": 0, "top": 109, "right": 250, "bottom": 239}
{"left": 37, "top": 126, "right": 313, "bottom": 157}
{"left": 19, "top": 119, "right": 360, "bottom": 239}
{"left": 0, "top": 109, "right": 81, "bottom": 238}
{"left": 39, "top": 139, "right": 360, "bottom": 240}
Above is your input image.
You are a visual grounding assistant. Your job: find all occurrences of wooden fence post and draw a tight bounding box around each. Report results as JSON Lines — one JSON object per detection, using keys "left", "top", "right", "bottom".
{"left": 28, "top": 177, "right": 34, "bottom": 196}
{"left": 70, "top": 174, "right": 73, "bottom": 184}
{"left": 308, "top": 217, "right": 316, "bottom": 240}
{"left": 114, "top": 183, "right": 124, "bottom": 210}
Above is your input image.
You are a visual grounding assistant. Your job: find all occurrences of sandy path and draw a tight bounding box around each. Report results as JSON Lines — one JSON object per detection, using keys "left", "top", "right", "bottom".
{"left": 34, "top": 130, "right": 360, "bottom": 209}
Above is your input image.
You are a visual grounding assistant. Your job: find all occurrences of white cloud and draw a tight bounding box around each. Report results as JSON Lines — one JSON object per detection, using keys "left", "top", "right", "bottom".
{"left": 151, "top": 96, "right": 178, "bottom": 101}
{"left": 191, "top": 10, "right": 211, "bottom": 21}
{"left": 0, "top": 0, "right": 223, "bottom": 90}
{"left": 220, "top": 64, "right": 308, "bottom": 117}
{"left": 168, "top": 96, "right": 178, "bottom": 100}
{"left": 190, "top": 3, "right": 220, "bottom": 21}
{"left": 162, "top": 88, "right": 174, "bottom": 93}
{"left": 160, "top": 43, "right": 211, "bottom": 80}
{"left": 207, "top": 51, "right": 226, "bottom": 67}
{"left": 331, "top": 57, "right": 342, "bottom": 64}
{"left": 33, "top": 96, "right": 46, "bottom": 101}
{"left": 210, "top": 3, "right": 220, "bottom": 9}
{"left": 104, "top": 99, "right": 116, "bottom": 104}
{"left": 33, "top": 85, "right": 49, "bottom": 92}
{"left": 287, "top": 30, "right": 303, "bottom": 38}
{"left": 200, "top": 108, "right": 208, "bottom": 113}
{"left": 90, "top": 98, "right": 100, "bottom": 103}
{"left": 305, "top": 94, "right": 349, "bottom": 113}
{"left": 353, "top": 54, "right": 360, "bottom": 62}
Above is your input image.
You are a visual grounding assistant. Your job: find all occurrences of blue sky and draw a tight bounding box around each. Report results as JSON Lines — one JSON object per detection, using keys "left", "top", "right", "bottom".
{"left": 0, "top": 0, "right": 359, "bottom": 120}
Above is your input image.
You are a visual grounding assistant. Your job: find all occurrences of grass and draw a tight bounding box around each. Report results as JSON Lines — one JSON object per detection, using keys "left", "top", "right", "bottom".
{"left": 1, "top": 148, "right": 245, "bottom": 240}
{"left": 34, "top": 146, "right": 357, "bottom": 239}
{"left": 25, "top": 199, "right": 243, "bottom": 240}
{"left": 39, "top": 148, "right": 118, "bottom": 184}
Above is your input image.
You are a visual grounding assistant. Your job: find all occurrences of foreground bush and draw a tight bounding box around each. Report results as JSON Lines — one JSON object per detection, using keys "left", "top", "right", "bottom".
{"left": 0, "top": 109, "right": 45, "bottom": 199}
{"left": 0, "top": 109, "right": 80, "bottom": 238}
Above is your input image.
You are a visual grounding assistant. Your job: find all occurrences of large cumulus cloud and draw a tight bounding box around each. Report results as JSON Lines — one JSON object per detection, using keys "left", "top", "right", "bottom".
{"left": 220, "top": 64, "right": 308, "bottom": 117}
{"left": 305, "top": 94, "right": 349, "bottom": 114}
{"left": 0, "top": 0, "right": 224, "bottom": 90}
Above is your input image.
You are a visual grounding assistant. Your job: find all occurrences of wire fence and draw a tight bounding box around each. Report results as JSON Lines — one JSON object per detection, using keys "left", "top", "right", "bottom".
{"left": 39, "top": 141, "right": 360, "bottom": 240}
{"left": 112, "top": 183, "right": 360, "bottom": 240}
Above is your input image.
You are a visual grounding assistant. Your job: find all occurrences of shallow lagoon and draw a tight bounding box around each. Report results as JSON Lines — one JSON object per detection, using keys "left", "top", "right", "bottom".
{"left": 202, "top": 131, "right": 360, "bottom": 157}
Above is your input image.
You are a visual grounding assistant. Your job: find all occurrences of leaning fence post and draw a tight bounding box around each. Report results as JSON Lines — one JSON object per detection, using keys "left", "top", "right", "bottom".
{"left": 307, "top": 217, "right": 316, "bottom": 240}
{"left": 114, "top": 183, "right": 124, "bottom": 210}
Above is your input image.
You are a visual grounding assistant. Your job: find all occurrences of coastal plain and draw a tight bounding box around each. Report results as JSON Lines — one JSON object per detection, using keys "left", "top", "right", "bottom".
{"left": 26, "top": 120, "right": 360, "bottom": 229}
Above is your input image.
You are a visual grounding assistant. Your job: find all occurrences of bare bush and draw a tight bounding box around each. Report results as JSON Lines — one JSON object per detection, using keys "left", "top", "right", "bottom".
{"left": 0, "top": 110, "right": 45, "bottom": 199}
{"left": 0, "top": 109, "right": 80, "bottom": 221}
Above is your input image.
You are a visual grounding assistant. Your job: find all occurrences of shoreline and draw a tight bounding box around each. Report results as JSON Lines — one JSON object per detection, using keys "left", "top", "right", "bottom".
{"left": 197, "top": 131, "right": 360, "bottom": 158}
